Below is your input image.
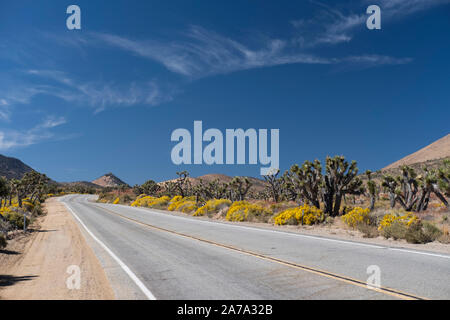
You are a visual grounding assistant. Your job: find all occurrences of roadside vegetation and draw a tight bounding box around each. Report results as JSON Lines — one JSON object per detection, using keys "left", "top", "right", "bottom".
{"left": 0, "top": 171, "right": 94, "bottom": 249}
{"left": 0, "top": 172, "right": 50, "bottom": 248}
{"left": 98, "top": 156, "right": 450, "bottom": 245}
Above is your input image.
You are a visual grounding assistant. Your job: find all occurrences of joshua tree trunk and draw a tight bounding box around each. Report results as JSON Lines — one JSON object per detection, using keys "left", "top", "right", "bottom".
{"left": 389, "top": 193, "right": 396, "bottom": 208}
{"left": 369, "top": 196, "right": 375, "bottom": 211}
{"left": 432, "top": 184, "right": 449, "bottom": 209}
{"left": 333, "top": 192, "right": 343, "bottom": 216}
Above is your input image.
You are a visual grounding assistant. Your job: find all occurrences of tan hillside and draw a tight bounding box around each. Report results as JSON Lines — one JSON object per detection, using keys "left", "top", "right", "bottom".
{"left": 383, "top": 134, "right": 450, "bottom": 170}
{"left": 92, "top": 173, "right": 128, "bottom": 187}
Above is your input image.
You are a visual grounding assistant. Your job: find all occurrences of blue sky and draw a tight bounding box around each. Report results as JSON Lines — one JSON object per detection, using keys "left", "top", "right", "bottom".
{"left": 0, "top": 0, "right": 449, "bottom": 185}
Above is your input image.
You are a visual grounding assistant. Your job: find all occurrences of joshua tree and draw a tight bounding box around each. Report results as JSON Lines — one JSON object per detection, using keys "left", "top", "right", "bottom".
{"left": 208, "top": 179, "right": 229, "bottom": 199}
{"left": 0, "top": 177, "right": 10, "bottom": 207}
{"left": 281, "top": 171, "right": 298, "bottom": 202}
{"left": 175, "top": 171, "right": 191, "bottom": 197}
{"left": 365, "top": 170, "right": 378, "bottom": 211}
{"left": 229, "top": 177, "right": 252, "bottom": 201}
{"left": 382, "top": 166, "right": 420, "bottom": 211}
{"left": 321, "top": 156, "right": 364, "bottom": 216}
{"left": 161, "top": 181, "right": 177, "bottom": 197}
{"left": 416, "top": 166, "right": 449, "bottom": 211}
{"left": 192, "top": 179, "right": 229, "bottom": 201}
{"left": 289, "top": 160, "right": 323, "bottom": 209}
{"left": 20, "top": 171, "right": 50, "bottom": 205}
{"left": 132, "top": 184, "right": 144, "bottom": 196}
{"left": 437, "top": 159, "right": 450, "bottom": 198}
{"left": 140, "top": 179, "right": 160, "bottom": 196}
{"left": 381, "top": 175, "right": 398, "bottom": 208}
{"left": 262, "top": 169, "right": 283, "bottom": 202}
{"left": 382, "top": 165, "right": 449, "bottom": 212}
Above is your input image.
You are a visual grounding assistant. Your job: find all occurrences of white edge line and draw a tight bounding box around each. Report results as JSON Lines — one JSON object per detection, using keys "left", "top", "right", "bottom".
{"left": 60, "top": 196, "right": 157, "bottom": 300}
{"left": 107, "top": 201, "right": 450, "bottom": 260}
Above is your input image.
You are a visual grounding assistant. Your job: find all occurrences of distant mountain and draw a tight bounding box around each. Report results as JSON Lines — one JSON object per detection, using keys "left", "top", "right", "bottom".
{"left": 383, "top": 134, "right": 450, "bottom": 170}
{"left": 0, "top": 154, "right": 34, "bottom": 179}
{"left": 92, "top": 173, "right": 128, "bottom": 187}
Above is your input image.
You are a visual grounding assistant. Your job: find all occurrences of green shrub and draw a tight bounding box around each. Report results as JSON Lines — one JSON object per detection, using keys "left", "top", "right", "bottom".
{"left": 422, "top": 222, "right": 443, "bottom": 242}
{"left": 403, "top": 221, "right": 441, "bottom": 244}
{"left": 5, "top": 211, "right": 30, "bottom": 229}
{"left": 405, "top": 222, "right": 429, "bottom": 244}
{"left": 356, "top": 222, "right": 379, "bottom": 238}
{"left": 381, "top": 220, "right": 407, "bottom": 240}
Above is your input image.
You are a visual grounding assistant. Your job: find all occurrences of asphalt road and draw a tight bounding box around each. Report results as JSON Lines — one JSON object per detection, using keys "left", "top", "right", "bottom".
{"left": 60, "top": 194, "right": 450, "bottom": 300}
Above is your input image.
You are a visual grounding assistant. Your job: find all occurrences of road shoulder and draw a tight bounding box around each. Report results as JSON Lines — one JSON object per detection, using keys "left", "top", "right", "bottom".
{"left": 0, "top": 198, "right": 115, "bottom": 300}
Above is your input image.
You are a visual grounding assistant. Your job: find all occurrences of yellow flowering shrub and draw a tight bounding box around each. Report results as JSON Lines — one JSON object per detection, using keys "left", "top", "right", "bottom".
{"left": 169, "top": 195, "right": 183, "bottom": 203}
{"left": 274, "top": 204, "right": 324, "bottom": 226}
{"left": 167, "top": 196, "right": 198, "bottom": 213}
{"left": 341, "top": 207, "right": 370, "bottom": 228}
{"left": 131, "top": 196, "right": 170, "bottom": 209}
{"left": 113, "top": 198, "right": 120, "bottom": 204}
{"left": 194, "top": 199, "right": 232, "bottom": 216}
{"left": 22, "top": 201, "right": 35, "bottom": 212}
{"left": 378, "top": 212, "right": 419, "bottom": 231}
{"left": 0, "top": 206, "right": 13, "bottom": 216}
{"left": 225, "top": 201, "right": 272, "bottom": 222}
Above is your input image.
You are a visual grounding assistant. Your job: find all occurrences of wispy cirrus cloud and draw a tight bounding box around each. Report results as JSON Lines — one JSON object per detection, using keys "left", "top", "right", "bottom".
{"left": 292, "top": 0, "right": 450, "bottom": 48}
{"left": 0, "top": 116, "right": 67, "bottom": 151}
{"left": 0, "top": 99, "right": 11, "bottom": 121}
{"left": 92, "top": 0, "right": 450, "bottom": 78}
{"left": 39, "top": 115, "right": 67, "bottom": 129}
{"left": 0, "top": 69, "right": 175, "bottom": 113}
{"left": 93, "top": 25, "right": 411, "bottom": 79}
{"left": 93, "top": 27, "right": 333, "bottom": 78}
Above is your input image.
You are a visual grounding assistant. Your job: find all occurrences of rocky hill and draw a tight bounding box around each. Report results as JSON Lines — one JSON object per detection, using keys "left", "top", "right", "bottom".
{"left": 92, "top": 173, "right": 128, "bottom": 188}
{"left": 0, "top": 154, "right": 34, "bottom": 179}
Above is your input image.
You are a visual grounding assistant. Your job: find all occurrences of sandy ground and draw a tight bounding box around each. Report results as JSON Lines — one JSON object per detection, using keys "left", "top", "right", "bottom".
{"left": 0, "top": 198, "right": 115, "bottom": 300}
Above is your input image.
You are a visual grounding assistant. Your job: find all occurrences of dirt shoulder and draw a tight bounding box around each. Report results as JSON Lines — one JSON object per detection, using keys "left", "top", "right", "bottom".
{"left": 0, "top": 198, "right": 115, "bottom": 300}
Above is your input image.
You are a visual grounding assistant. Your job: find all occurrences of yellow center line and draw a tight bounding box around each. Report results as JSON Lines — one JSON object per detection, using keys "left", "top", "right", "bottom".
{"left": 92, "top": 203, "right": 428, "bottom": 301}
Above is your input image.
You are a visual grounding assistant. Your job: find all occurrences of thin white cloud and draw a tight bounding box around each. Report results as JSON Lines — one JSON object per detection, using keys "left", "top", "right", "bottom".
{"left": 1, "top": 70, "right": 174, "bottom": 113}
{"left": 93, "top": 27, "right": 333, "bottom": 78}
{"left": 0, "top": 100, "right": 10, "bottom": 121}
{"left": 293, "top": 0, "right": 449, "bottom": 48}
{"left": 93, "top": 21, "right": 415, "bottom": 79}
{"left": 0, "top": 116, "right": 68, "bottom": 151}
{"left": 0, "top": 130, "right": 49, "bottom": 150}
{"left": 39, "top": 116, "right": 67, "bottom": 129}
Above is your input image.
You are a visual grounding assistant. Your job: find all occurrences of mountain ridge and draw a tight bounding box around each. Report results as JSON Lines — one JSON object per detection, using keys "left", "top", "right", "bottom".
{"left": 0, "top": 154, "right": 34, "bottom": 179}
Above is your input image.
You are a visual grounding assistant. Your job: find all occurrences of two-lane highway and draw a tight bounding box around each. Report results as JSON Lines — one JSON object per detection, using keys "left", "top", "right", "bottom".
{"left": 60, "top": 194, "right": 450, "bottom": 300}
